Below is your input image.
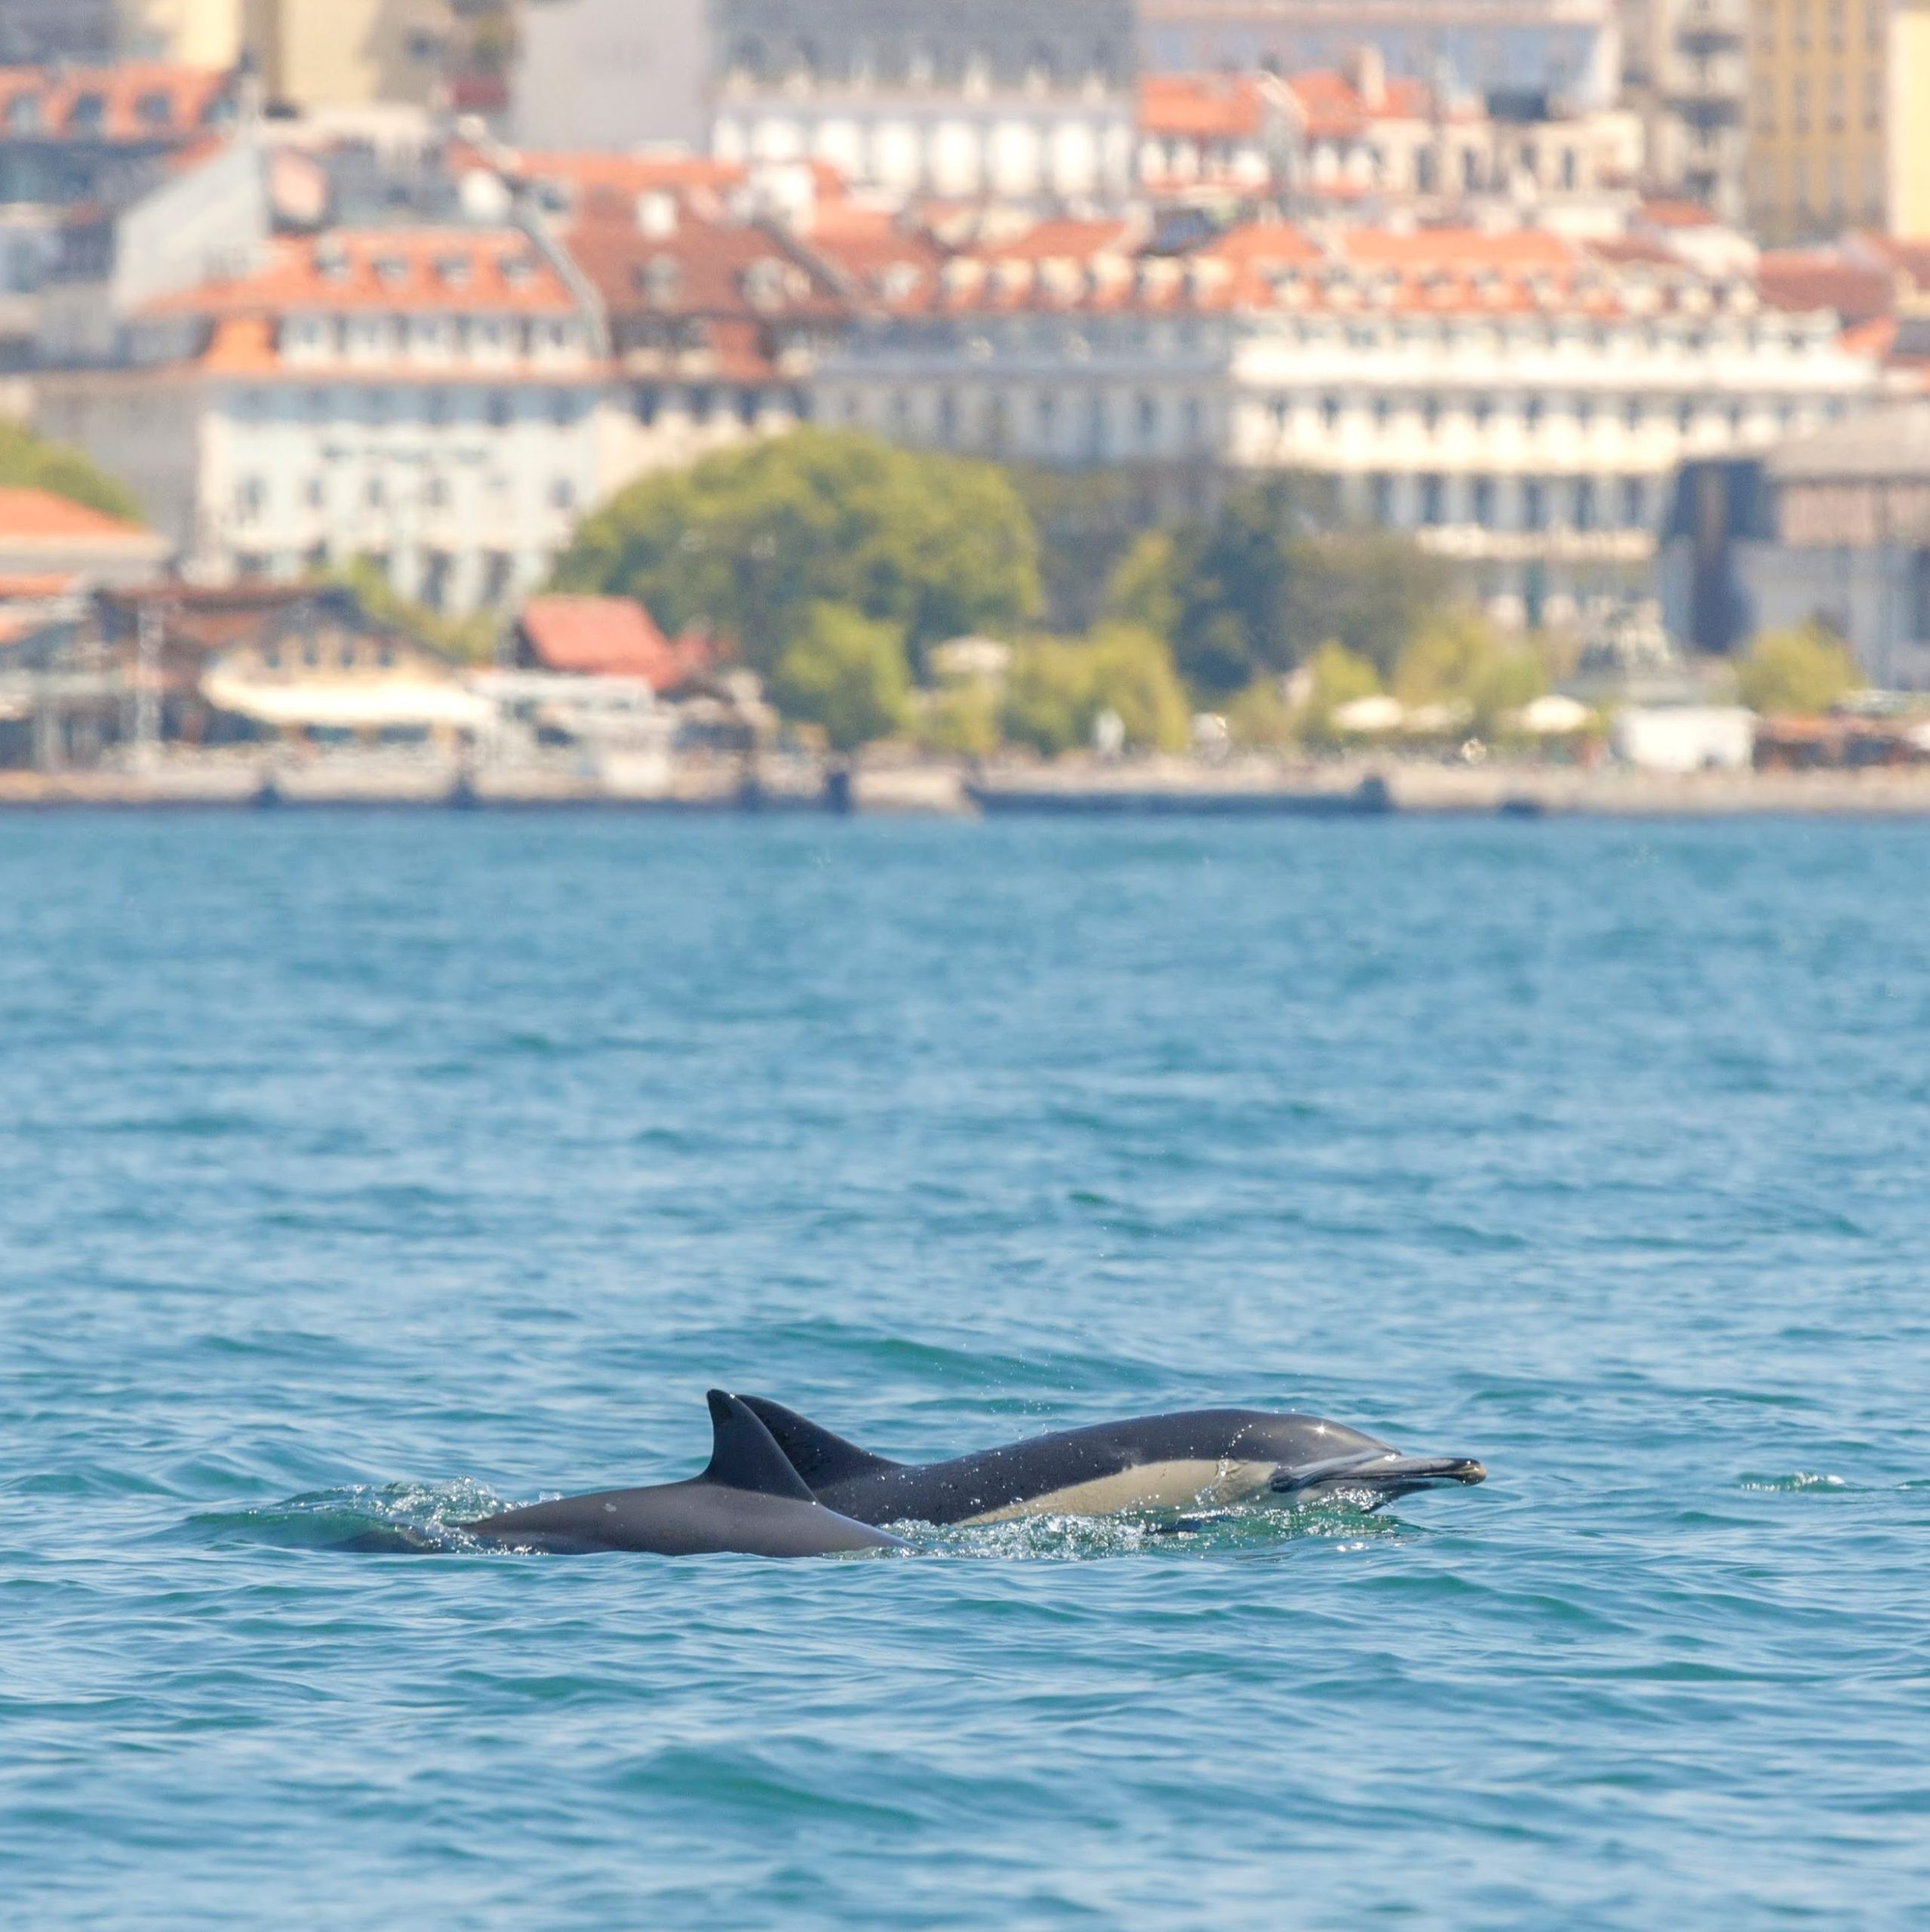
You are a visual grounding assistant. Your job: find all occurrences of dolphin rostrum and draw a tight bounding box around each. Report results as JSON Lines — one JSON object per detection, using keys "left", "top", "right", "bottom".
{"left": 738, "top": 1397, "right": 1486, "bottom": 1526}
{"left": 461, "top": 1391, "right": 909, "bottom": 1557}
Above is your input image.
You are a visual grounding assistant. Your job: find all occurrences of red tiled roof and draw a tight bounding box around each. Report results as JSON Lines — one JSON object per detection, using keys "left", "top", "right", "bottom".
{"left": 1757, "top": 251, "right": 1896, "bottom": 325}
{"left": 516, "top": 595, "right": 711, "bottom": 691}
{"left": 142, "top": 229, "right": 578, "bottom": 318}
{"left": 1285, "top": 68, "right": 1434, "bottom": 138}
{"left": 1139, "top": 74, "right": 1265, "bottom": 142}
{"left": 0, "top": 487, "right": 150, "bottom": 543}
{"left": 0, "top": 63, "right": 230, "bottom": 141}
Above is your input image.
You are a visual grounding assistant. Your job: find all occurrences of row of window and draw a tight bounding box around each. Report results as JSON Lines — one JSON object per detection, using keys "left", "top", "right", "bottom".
{"left": 1274, "top": 392, "right": 1811, "bottom": 437}
{"left": 229, "top": 387, "right": 588, "bottom": 427}
{"left": 284, "top": 315, "right": 580, "bottom": 357}
{"left": 233, "top": 472, "right": 577, "bottom": 521}
{"left": 1369, "top": 473, "right": 1652, "bottom": 534}
{"left": 232, "top": 548, "right": 521, "bottom": 610}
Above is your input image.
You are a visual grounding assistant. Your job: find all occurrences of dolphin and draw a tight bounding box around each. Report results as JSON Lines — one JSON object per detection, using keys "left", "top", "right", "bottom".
{"left": 460, "top": 1390, "right": 908, "bottom": 1557}
{"left": 738, "top": 1396, "right": 1486, "bottom": 1526}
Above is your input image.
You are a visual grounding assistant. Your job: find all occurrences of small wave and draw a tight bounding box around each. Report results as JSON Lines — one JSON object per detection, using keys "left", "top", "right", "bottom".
{"left": 187, "top": 1478, "right": 507, "bottom": 1551}
{"left": 898, "top": 1497, "right": 1412, "bottom": 1561}
{"left": 1736, "top": 1472, "right": 1855, "bottom": 1494}
{"left": 189, "top": 1488, "right": 1418, "bottom": 1561}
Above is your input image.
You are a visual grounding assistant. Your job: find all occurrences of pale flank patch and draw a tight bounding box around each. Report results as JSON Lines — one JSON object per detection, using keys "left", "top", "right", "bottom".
{"left": 961, "top": 1459, "right": 1275, "bottom": 1524}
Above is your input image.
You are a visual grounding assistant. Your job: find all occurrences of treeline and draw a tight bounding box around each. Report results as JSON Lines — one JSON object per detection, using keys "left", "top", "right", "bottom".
{"left": 552, "top": 429, "right": 1544, "bottom": 754}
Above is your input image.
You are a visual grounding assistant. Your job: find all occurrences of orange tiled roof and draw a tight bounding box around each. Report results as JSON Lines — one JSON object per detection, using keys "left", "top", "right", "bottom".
{"left": 1757, "top": 251, "right": 1896, "bottom": 325}
{"left": 1285, "top": 68, "right": 1434, "bottom": 138}
{"left": 516, "top": 595, "right": 711, "bottom": 691}
{"left": 0, "top": 63, "right": 230, "bottom": 141}
{"left": 0, "top": 487, "right": 150, "bottom": 543}
{"left": 141, "top": 229, "right": 579, "bottom": 318}
{"left": 1139, "top": 74, "right": 1265, "bottom": 142}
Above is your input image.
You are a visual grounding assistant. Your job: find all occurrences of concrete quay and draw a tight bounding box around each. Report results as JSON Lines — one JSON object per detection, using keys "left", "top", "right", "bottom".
{"left": 8, "top": 754, "right": 1930, "bottom": 817}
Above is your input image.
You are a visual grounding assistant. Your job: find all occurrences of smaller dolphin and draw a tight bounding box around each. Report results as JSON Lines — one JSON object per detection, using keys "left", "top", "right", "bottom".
{"left": 739, "top": 1397, "right": 1486, "bottom": 1526}
{"left": 461, "top": 1391, "right": 908, "bottom": 1557}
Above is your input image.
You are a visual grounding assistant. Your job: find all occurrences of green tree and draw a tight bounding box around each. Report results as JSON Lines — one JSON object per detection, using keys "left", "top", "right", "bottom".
{"left": 1153, "top": 479, "right": 1454, "bottom": 694}
{"left": 1298, "top": 640, "right": 1383, "bottom": 746}
{"left": 770, "top": 602, "right": 911, "bottom": 753}
{"left": 1000, "top": 625, "right": 1189, "bottom": 755}
{"left": 919, "top": 679, "right": 1002, "bottom": 759}
{"left": 552, "top": 429, "right": 1040, "bottom": 676}
{"left": 1736, "top": 623, "right": 1859, "bottom": 715}
{"left": 1394, "top": 608, "right": 1546, "bottom": 734}
{"left": 0, "top": 419, "right": 144, "bottom": 522}
{"left": 1106, "top": 528, "right": 1179, "bottom": 641}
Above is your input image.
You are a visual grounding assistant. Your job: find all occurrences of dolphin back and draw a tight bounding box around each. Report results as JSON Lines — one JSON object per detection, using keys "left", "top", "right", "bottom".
{"left": 460, "top": 1391, "right": 907, "bottom": 1557}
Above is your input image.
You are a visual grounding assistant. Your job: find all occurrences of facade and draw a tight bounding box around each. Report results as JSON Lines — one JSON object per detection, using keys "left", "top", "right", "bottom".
{"left": 246, "top": 0, "right": 454, "bottom": 113}
{"left": 816, "top": 214, "right": 1890, "bottom": 630}
{"left": 1747, "top": 0, "right": 1930, "bottom": 243}
{"left": 1624, "top": 0, "right": 1746, "bottom": 221}
{"left": 0, "top": 64, "right": 241, "bottom": 210}
{"left": 709, "top": 0, "right": 1139, "bottom": 202}
{"left": 1139, "top": 0, "right": 1622, "bottom": 111}
{"left": 1732, "top": 402, "right": 1930, "bottom": 690}
{"left": 500, "top": 147, "right": 863, "bottom": 498}
{"left": 34, "top": 223, "right": 605, "bottom": 612}
{"left": 513, "top": 0, "right": 708, "bottom": 151}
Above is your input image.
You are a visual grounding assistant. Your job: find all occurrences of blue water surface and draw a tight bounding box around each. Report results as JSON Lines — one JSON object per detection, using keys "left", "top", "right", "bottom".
{"left": 2, "top": 813, "right": 1928, "bottom": 1928}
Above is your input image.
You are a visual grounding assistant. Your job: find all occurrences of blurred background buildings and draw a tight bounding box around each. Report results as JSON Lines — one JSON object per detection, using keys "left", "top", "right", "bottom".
{"left": 1, "top": 0, "right": 1928, "bottom": 789}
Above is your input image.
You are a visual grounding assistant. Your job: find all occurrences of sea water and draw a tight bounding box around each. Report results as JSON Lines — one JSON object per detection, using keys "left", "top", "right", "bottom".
{"left": 2, "top": 813, "right": 1927, "bottom": 1927}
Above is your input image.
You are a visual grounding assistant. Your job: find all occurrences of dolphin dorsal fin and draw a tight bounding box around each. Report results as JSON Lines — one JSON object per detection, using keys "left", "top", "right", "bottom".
{"left": 738, "top": 1395, "right": 903, "bottom": 1486}
{"left": 702, "top": 1390, "right": 818, "bottom": 1500}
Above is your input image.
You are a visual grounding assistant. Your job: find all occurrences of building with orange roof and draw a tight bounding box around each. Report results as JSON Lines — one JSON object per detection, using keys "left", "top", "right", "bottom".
{"left": 33, "top": 189, "right": 607, "bottom": 613}
{"left": 815, "top": 208, "right": 1895, "bottom": 630}
{"left": 552, "top": 159, "right": 862, "bottom": 496}
{"left": 0, "top": 63, "right": 242, "bottom": 209}
{"left": 1139, "top": 0, "right": 1622, "bottom": 112}
{"left": 0, "top": 485, "right": 171, "bottom": 585}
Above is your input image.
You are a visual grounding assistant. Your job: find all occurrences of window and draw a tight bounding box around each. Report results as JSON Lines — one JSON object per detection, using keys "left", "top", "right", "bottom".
{"left": 66, "top": 93, "right": 104, "bottom": 133}
{"left": 1676, "top": 399, "right": 1695, "bottom": 435}
{"left": 1420, "top": 474, "right": 1445, "bottom": 525}
{"left": 235, "top": 476, "right": 265, "bottom": 521}
{"left": 1321, "top": 394, "right": 1340, "bottom": 432}
{"left": 1369, "top": 473, "right": 1394, "bottom": 522}
{"left": 482, "top": 552, "right": 512, "bottom": 605}
{"left": 422, "top": 552, "right": 451, "bottom": 611}
{"left": 1910, "top": 551, "right": 1930, "bottom": 642}
{"left": 549, "top": 389, "right": 573, "bottom": 427}
{"left": 1525, "top": 397, "right": 1544, "bottom": 432}
{"left": 1574, "top": 478, "right": 1596, "bottom": 531}
{"left": 1472, "top": 477, "right": 1495, "bottom": 527}
{"left": 1624, "top": 397, "right": 1643, "bottom": 432}
{"left": 1473, "top": 395, "right": 1493, "bottom": 429}
{"left": 1138, "top": 394, "right": 1159, "bottom": 441}
{"left": 426, "top": 388, "right": 450, "bottom": 426}
{"left": 1373, "top": 395, "right": 1392, "bottom": 429}
{"left": 1523, "top": 480, "right": 1546, "bottom": 531}
{"left": 739, "top": 389, "right": 760, "bottom": 426}
{"left": 550, "top": 478, "right": 576, "bottom": 512}
{"left": 1620, "top": 478, "right": 1646, "bottom": 528}
{"left": 687, "top": 386, "right": 713, "bottom": 423}
{"left": 1421, "top": 396, "right": 1440, "bottom": 435}
{"left": 135, "top": 91, "right": 173, "bottom": 128}
{"left": 487, "top": 390, "right": 512, "bottom": 427}
{"left": 303, "top": 475, "right": 324, "bottom": 509}
{"left": 633, "top": 384, "right": 660, "bottom": 426}
{"left": 367, "top": 475, "right": 386, "bottom": 508}
{"left": 425, "top": 475, "right": 449, "bottom": 509}
{"left": 5, "top": 95, "right": 39, "bottom": 133}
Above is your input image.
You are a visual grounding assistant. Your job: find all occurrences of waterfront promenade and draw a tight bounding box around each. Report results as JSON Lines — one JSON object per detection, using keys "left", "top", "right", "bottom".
{"left": 9, "top": 753, "right": 1930, "bottom": 817}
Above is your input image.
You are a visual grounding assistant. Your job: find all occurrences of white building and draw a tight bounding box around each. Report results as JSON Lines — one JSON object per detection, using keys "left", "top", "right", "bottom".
{"left": 34, "top": 219, "right": 606, "bottom": 611}
{"left": 709, "top": 0, "right": 1139, "bottom": 203}
{"left": 815, "top": 214, "right": 1892, "bottom": 629}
